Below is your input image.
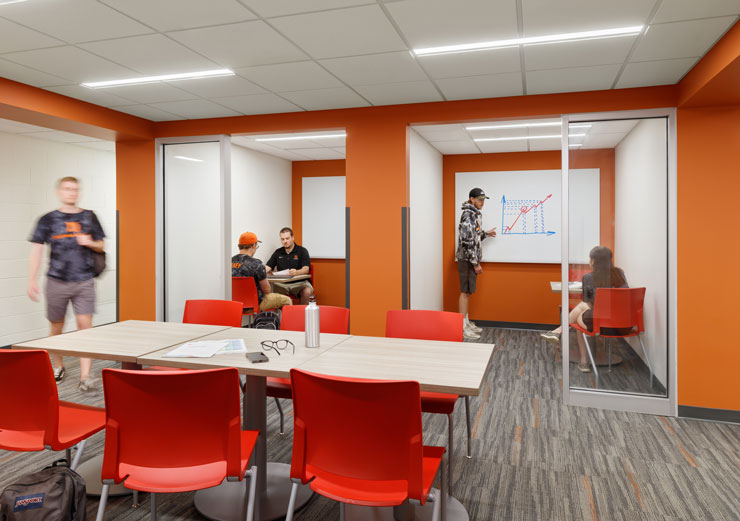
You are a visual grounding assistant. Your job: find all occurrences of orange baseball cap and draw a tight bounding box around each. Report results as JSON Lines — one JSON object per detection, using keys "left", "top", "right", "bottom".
{"left": 238, "top": 232, "right": 260, "bottom": 246}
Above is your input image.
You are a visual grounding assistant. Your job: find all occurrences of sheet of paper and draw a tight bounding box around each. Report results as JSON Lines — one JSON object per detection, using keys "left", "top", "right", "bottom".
{"left": 217, "top": 338, "right": 247, "bottom": 354}
{"left": 270, "top": 269, "right": 291, "bottom": 278}
{"left": 163, "top": 340, "right": 229, "bottom": 358}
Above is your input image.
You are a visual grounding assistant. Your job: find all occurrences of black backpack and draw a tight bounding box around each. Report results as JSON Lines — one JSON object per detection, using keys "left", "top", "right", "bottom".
{"left": 252, "top": 310, "right": 281, "bottom": 330}
{"left": 0, "top": 460, "right": 86, "bottom": 521}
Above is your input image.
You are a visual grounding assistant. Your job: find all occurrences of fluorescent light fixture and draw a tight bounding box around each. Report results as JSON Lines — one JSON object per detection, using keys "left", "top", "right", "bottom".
{"left": 474, "top": 134, "right": 586, "bottom": 142}
{"left": 81, "top": 69, "right": 234, "bottom": 89}
{"left": 173, "top": 156, "right": 203, "bottom": 162}
{"left": 414, "top": 26, "right": 642, "bottom": 56}
{"left": 569, "top": 144, "right": 583, "bottom": 148}
{"left": 255, "top": 133, "right": 346, "bottom": 142}
{"left": 466, "top": 122, "right": 591, "bottom": 131}
{"left": 0, "top": 0, "right": 29, "bottom": 5}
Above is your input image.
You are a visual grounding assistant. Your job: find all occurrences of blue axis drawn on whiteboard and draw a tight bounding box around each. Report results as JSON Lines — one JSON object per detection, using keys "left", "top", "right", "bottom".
{"left": 500, "top": 194, "right": 556, "bottom": 236}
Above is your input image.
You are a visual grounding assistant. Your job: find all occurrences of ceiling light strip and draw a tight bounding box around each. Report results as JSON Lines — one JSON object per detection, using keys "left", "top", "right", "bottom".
{"left": 81, "top": 69, "right": 235, "bottom": 89}
{"left": 474, "top": 133, "right": 586, "bottom": 142}
{"left": 255, "top": 133, "right": 346, "bottom": 142}
{"left": 173, "top": 156, "right": 203, "bottom": 162}
{"left": 466, "top": 122, "right": 592, "bottom": 130}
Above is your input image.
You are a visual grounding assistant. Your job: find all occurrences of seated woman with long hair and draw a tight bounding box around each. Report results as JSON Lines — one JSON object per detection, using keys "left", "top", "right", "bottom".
{"left": 541, "top": 246, "right": 627, "bottom": 373}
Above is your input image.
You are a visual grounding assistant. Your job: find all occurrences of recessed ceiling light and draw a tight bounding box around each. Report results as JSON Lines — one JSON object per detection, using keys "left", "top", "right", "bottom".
{"left": 0, "top": 0, "right": 29, "bottom": 5}
{"left": 474, "top": 134, "right": 586, "bottom": 142}
{"left": 414, "top": 26, "right": 642, "bottom": 56}
{"left": 255, "top": 133, "right": 346, "bottom": 142}
{"left": 173, "top": 156, "right": 203, "bottom": 162}
{"left": 569, "top": 144, "right": 583, "bottom": 148}
{"left": 466, "top": 122, "right": 592, "bottom": 131}
{"left": 81, "top": 69, "right": 234, "bottom": 89}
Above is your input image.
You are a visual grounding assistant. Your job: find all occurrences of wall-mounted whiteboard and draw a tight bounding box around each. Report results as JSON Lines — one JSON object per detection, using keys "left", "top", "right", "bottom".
{"left": 455, "top": 169, "right": 600, "bottom": 263}
{"left": 302, "top": 176, "right": 346, "bottom": 259}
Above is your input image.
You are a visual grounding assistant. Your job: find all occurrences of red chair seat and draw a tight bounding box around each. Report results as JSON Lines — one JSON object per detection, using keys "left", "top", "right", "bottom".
{"left": 56, "top": 401, "right": 106, "bottom": 448}
{"left": 570, "top": 322, "right": 639, "bottom": 338}
{"left": 266, "top": 377, "right": 292, "bottom": 399}
{"left": 420, "top": 392, "right": 458, "bottom": 415}
{"left": 117, "top": 430, "right": 258, "bottom": 493}
{"left": 0, "top": 429, "right": 45, "bottom": 451}
{"left": 306, "top": 446, "right": 444, "bottom": 507}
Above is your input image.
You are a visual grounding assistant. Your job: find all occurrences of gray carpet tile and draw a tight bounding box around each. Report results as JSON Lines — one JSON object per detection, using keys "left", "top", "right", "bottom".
{"left": 1, "top": 328, "right": 739, "bottom": 521}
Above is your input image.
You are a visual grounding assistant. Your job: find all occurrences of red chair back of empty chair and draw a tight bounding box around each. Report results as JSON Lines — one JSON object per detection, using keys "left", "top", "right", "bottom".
{"left": 231, "top": 277, "right": 260, "bottom": 315}
{"left": 385, "top": 310, "right": 463, "bottom": 342}
{"left": 280, "top": 305, "right": 350, "bottom": 334}
{"left": 101, "top": 368, "right": 243, "bottom": 485}
{"left": 0, "top": 350, "right": 59, "bottom": 451}
{"left": 289, "top": 369, "right": 425, "bottom": 502}
{"left": 182, "top": 299, "right": 243, "bottom": 327}
{"left": 592, "top": 288, "right": 646, "bottom": 333}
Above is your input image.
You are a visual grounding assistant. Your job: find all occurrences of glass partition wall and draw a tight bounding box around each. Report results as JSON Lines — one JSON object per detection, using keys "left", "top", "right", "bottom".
{"left": 562, "top": 110, "right": 676, "bottom": 415}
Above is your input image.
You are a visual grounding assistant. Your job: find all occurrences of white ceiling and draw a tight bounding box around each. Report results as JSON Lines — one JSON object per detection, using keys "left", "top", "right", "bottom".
{"left": 0, "top": 0, "right": 737, "bottom": 121}
{"left": 0, "top": 117, "right": 116, "bottom": 150}
{"left": 232, "top": 130, "right": 346, "bottom": 160}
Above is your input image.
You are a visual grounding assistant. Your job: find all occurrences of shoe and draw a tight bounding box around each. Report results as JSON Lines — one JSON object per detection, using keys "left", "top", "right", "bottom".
{"left": 465, "top": 320, "right": 483, "bottom": 333}
{"left": 78, "top": 376, "right": 100, "bottom": 393}
{"left": 540, "top": 331, "right": 560, "bottom": 345}
{"left": 53, "top": 366, "right": 66, "bottom": 382}
{"left": 576, "top": 363, "right": 591, "bottom": 373}
{"left": 463, "top": 328, "right": 481, "bottom": 340}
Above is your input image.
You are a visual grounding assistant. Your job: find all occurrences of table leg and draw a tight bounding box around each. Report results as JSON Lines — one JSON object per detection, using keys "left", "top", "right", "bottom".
{"left": 120, "top": 361, "right": 141, "bottom": 370}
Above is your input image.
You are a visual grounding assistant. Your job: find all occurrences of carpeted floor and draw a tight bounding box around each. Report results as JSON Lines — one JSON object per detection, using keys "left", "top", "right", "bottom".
{"left": 1, "top": 328, "right": 738, "bottom": 520}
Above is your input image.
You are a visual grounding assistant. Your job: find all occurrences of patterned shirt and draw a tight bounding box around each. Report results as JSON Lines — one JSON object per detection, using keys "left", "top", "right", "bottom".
{"left": 455, "top": 202, "right": 488, "bottom": 265}
{"left": 231, "top": 254, "right": 267, "bottom": 301}
{"left": 29, "top": 210, "right": 105, "bottom": 282}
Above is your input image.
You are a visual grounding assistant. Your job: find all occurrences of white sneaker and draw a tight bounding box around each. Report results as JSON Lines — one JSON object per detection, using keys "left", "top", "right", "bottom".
{"left": 463, "top": 328, "right": 480, "bottom": 340}
{"left": 465, "top": 320, "right": 483, "bottom": 333}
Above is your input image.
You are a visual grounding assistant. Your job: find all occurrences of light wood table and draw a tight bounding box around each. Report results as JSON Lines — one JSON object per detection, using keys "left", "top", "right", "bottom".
{"left": 267, "top": 274, "right": 310, "bottom": 283}
{"left": 550, "top": 281, "right": 583, "bottom": 294}
{"left": 139, "top": 328, "right": 351, "bottom": 521}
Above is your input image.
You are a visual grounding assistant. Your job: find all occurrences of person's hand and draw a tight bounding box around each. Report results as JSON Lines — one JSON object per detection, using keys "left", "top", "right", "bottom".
{"left": 28, "top": 280, "right": 40, "bottom": 302}
{"left": 473, "top": 264, "right": 483, "bottom": 274}
{"left": 487, "top": 227, "right": 497, "bottom": 237}
{"left": 289, "top": 268, "right": 297, "bottom": 276}
{"left": 76, "top": 234, "right": 93, "bottom": 247}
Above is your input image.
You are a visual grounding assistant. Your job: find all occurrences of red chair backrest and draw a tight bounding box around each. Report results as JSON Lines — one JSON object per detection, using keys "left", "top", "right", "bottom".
{"left": 231, "top": 277, "right": 260, "bottom": 313}
{"left": 0, "top": 350, "right": 59, "bottom": 449}
{"left": 182, "top": 299, "right": 243, "bottom": 327}
{"left": 280, "top": 305, "right": 350, "bottom": 334}
{"left": 289, "top": 369, "right": 425, "bottom": 500}
{"left": 385, "top": 310, "right": 463, "bottom": 342}
{"left": 592, "top": 288, "right": 646, "bottom": 332}
{"left": 101, "top": 368, "right": 243, "bottom": 482}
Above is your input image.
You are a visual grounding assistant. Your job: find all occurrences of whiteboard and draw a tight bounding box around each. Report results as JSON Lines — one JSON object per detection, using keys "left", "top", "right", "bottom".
{"left": 455, "top": 169, "right": 600, "bottom": 263}
{"left": 302, "top": 176, "right": 346, "bottom": 259}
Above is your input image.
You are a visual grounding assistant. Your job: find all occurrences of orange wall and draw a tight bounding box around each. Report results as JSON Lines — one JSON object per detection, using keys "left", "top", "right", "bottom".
{"left": 292, "top": 160, "right": 346, "bottom": 308}
{"left": 442, "top": 150, "right": 615, "bottom": 324}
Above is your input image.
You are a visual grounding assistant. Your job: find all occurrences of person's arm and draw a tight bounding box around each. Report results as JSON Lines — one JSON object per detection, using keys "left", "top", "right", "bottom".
{"left": 28, "top": 243, "right": 43, "bottom": 301}
{"left": 290, "top": 249, "right": 311, "bottom": 276}
{"left": 265, "top": 250, "right": 277, "bottom": 274}
{"left": 79, "top": 210, "right": 105, "bottom": 251}
{"left": 76, "top": 235, "right": 104, "bottom": 251}
{"left": 259, "top": 278, "right": 272, "bottom": 295}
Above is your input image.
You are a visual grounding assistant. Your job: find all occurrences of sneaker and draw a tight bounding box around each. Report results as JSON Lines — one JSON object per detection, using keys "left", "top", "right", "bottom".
{"left": 53, "top": 366, "right": 66, "bottom": 382}
{"left": 576, "top": 363, "right": 591, "bottom": 373}
{"left": 465, "top": 320, "right": 483, "bottom": 333}
{"left": 463, "top": 328, "right": 481, "bottom": 340}
{"left": 540, "top": 331, "right": 560, "bottom": 345}
{"left": 78, "top": 376, "right": 100, "bottom": 393}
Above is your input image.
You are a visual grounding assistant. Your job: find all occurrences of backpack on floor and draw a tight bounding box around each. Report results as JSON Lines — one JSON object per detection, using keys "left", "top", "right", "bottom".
{"left": 0, "top": 459, "right": 86, "bottom": 521}
{"left": 252, "top": 310, "right": 281, "bottom": 330}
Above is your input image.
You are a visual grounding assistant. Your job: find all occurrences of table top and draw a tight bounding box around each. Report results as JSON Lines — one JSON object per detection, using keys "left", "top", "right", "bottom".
{"left": 12, "top": 320, "right": 230, "bottom": 363}
{"left": 298, "top": 335, "right": 495, "bottom": 396}
{"left": 138, "top": 328, "right": 351, "bottom": 378}
{"left": 550, "top": 281, "right": 583, "bottom": 293}
{"left": 267, "top": 274, "right": 310, "bottom": 283}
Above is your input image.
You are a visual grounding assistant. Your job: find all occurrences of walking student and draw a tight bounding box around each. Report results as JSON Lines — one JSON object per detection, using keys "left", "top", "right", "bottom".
{"left": 27, "top": 176, "right": 105, "bottom": 392}
{"left": 456, "top": 187, "right": 496, "bottom": 339}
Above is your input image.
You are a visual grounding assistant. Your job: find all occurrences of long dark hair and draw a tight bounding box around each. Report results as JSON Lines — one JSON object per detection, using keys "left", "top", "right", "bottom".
{"left": 589, "top": 246, "right": 626, "bottom": 288}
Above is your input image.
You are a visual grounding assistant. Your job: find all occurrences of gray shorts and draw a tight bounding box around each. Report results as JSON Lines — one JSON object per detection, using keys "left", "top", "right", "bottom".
{"left": 457, "top": 261, "right": 477, "bottom": 294}
{"left": 272, "top": 280, "right": 313, "bottom": 297}
{"left": 46, "top": 277, "right": 95, "bottom": 322}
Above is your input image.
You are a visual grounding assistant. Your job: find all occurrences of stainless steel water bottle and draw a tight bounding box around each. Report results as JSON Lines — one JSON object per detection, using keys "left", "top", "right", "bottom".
{"left": 305, "top": 295, "right": 320, "bottom": 348}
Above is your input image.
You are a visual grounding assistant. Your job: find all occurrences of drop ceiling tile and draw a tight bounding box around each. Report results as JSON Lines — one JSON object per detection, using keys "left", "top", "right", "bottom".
{"left": 522, "top": 0, "right": 652, "bottom": 36}
{"left": 436, "top": 72, "right": 523, "bottom": 100}
{"left": 428, "top": 140, "right": 480, "bottom": 155}
{"left": 616, "top": 57, "right": 698, "bottom": 88}
{"left": 97, "top": 83, "right": 197, "bottom": 104}
{"left": 417, "top": 48, "right": 521, "bottom": 79}
{"left": 75, "top": 141, "right": 116, "bottom": 152}
{"left": 280, "top": 87, "right": 370, "bottom": 110}
{"left": 0, "top": 58, "right": 69, "bottom": 87}
{"left": 385, "top": 0, "right": 518, "bottom": 48}
{"left": 653, "top": 0, "right": 740, "bottom": 23}
{"left": 236, "top": 61, "right": 342, "bottom": 92}
{"left": 526, "top": 64, "right": 620, "bottom": 95}
{"left": 581, "top": 133, "right": 626, "bottom": 149}
{"left": 269, "top": 5, "right": 407, "bottom": 59}
{"left": 148, "top": 99, "right": 241, "bottom": 119}
{"left": 528, "top": 137, "right": 561, "bottom": 151}
{"left": 0, "top": 119, "right": 51, "bottom": 134}
{"left": 169, "top": 75, "right": 266, "bottom": 98}
{"left": 582, "top": 120, "right": 638, "bottom": 134}
{"left": 0, "top": 0, "right": 152, "bottom": 43}
{"left": 168, "top": 21, "right": 308, "bottom": 68}
{"left": 476, "top": 139, "right": 528, "bottom": 153}
{"left": 290, "top": 148, "right": 345, "bottom": 160}
{"left": 46, "top": 85, "right": 136, "bottom": 107}
{"left": 524, "top": 35, "right": 637, "bottom": 71}
{"left": 632, "top": 17, "right": 736, "bottom": 61}
{"left": 115, "top": 105, "right": 185, "bottom": 121}
{"left": 320, "top": 51, "right": 427, "bottom": 86}
{"left": 469, "top": 128, "right": 529, "bottom": 140}
{"left": 212, "top": 93, "right": 302, "bottom": 115}
{"left": 241, "top": 0, "right": 370, "bottom": 18}
{"left": 0, "top": 18, "right": 63, "bottom": 53}
{"left": 101, "top": 0, "right": 257, "bottom": 32}
{"left": 3, "top": 47, "right": 136, "bottom": 84}
{"left": 412, "top": 124, "right": 469, "bottom": 142}
{"left": 80, "top": 34, "right": 218, "bottom": 75}
{"left": 355, "top": 81, "right": 442, "bottom": 105}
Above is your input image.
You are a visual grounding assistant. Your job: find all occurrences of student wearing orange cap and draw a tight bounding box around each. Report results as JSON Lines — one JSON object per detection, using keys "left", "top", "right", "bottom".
{"left": 232, "top": 232, "right": 291, "bottom": 311}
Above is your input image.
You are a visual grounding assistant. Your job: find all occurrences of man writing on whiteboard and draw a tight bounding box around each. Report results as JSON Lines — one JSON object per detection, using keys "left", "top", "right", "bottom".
{"left": 456, "top": 188, "right": 496, "bottom": 339}
{"left": 265, "top": 227, "right": 313, "bottom": 304}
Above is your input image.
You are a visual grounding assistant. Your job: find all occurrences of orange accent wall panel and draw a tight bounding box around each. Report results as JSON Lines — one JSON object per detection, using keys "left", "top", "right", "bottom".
{"left": 676, "top": 107, "right": 740, "bottom": 411}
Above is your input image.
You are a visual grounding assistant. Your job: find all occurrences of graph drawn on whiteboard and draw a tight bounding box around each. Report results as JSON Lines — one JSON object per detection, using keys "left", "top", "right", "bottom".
{"left": 500, "top": 194, "right": 555, "bottom": 236}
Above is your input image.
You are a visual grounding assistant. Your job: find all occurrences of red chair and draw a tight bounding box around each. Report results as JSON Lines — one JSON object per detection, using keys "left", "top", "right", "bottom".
{"left": 0, "top": 350, "right": 104, "bottom": 470}
{"left": 286, "top": 369, "right": 446, "bottom": 521}
{"left": 269, "top": 305, "right": 350, "bottom": 435}
{"left": 95, "top": 368, "right": 258, "bottom": 521}
{"left": 570, "top": 288, "right": 652, "bottom": 388}
{"left": 232, "top": 277, "right": 260, "bottom": 321}
{"left": 386, "top": 309, "right": 471, "bottom": 495}
{"left": 183, "top": 299, "right": 244, "bottom": 327}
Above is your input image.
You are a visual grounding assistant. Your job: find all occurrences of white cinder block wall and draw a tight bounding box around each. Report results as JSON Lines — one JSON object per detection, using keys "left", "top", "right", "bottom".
{"left": 0, "top": 131, "right": 116, "bottom": 346}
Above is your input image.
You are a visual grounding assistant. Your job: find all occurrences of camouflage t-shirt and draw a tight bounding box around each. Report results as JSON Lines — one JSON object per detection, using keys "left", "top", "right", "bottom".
{"left": 231, "top": 254, "right": 267, "bottom": 301}
{"left": 29, "top": 210, "right": 105, "bottom": 282}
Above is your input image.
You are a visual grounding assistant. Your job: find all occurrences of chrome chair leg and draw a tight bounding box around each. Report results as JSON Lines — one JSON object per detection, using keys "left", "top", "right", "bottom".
{"left": 150, "top": 492, "right": 157, "bottom": 521}
{"left": 132, "top": 490, "right": 140, "bottom": 508}
{"left": 638, "top": 334, "right": 654, "bottom": 387}
{"left": 274, "top": 397, "right": 285, "bottom": 435}
{"left": 95, "top": 484, "right": 110, "bottom": 521}
{"left": 464, "top": 396, "right": 472, "bottom": 459}
{"left": 608, "top": 339, "right": 612, "bottom": 371}
{"left": 286, "top": 482, "right": 299, "bottom": 521}
{"left": 245, "top": 466, "right": 257, "bottom": 521}
{"left": 65, "top": 447, "right": 72, "bottom": 464}
{"left": 440, "top": 452, "right": 448, "bottom": 521}
{"left": 339, "top": 502, "right": 346, "bottom": 521}
{"left": 582, "top": 332, "right": 599, "bottom": 388}
{"left": 70, "top": 439, "right": 86, "bottom": 470}
{"left": 447, "top": 413, "right": 454, "bottom": 495}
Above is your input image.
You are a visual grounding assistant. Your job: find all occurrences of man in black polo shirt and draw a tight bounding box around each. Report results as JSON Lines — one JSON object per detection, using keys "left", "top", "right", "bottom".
{"left": 265, "top": 227, "right": 313, "bottom": 304}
